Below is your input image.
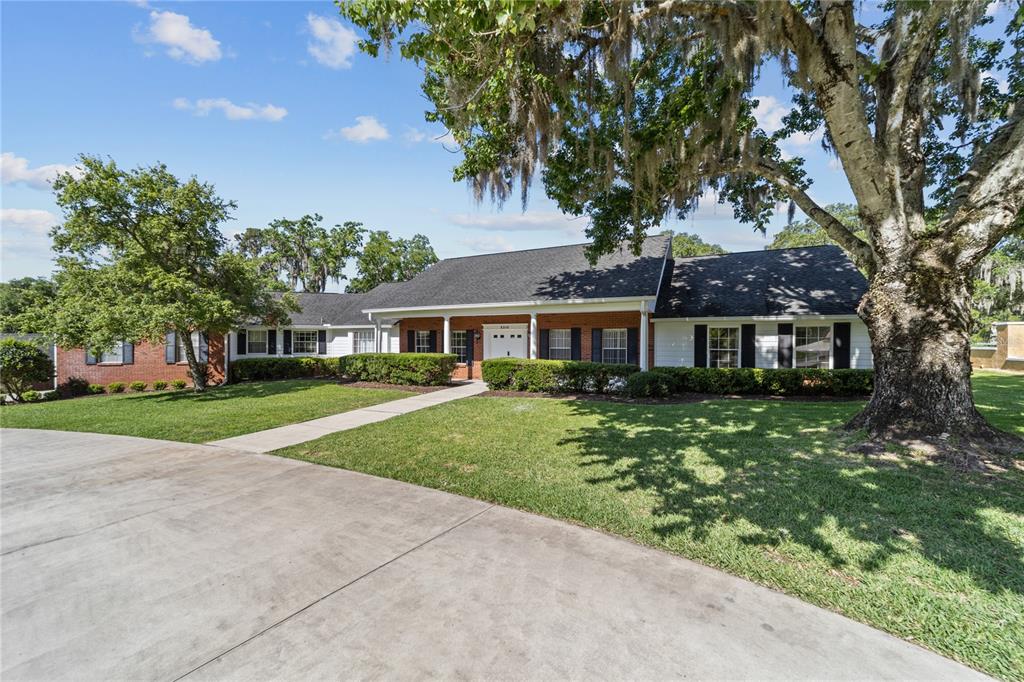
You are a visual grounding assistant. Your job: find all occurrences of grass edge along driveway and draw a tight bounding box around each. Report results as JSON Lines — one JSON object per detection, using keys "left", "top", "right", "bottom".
{"left": 275, "top": 372, "right": 1024, "bottom": 681}
{"left": 0, "top": 380, "right": 410, "bottom": 443}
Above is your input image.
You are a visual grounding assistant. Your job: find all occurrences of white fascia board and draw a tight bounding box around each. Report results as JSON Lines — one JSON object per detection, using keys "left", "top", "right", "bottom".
{"left": 237, "top": 323, "right": 393, "bottom": 330}
{"left": 365, "top": 297, "right": 654, "bottom": 319}
{"left": 651, "top": 313, "right": 862, "bottom": 323}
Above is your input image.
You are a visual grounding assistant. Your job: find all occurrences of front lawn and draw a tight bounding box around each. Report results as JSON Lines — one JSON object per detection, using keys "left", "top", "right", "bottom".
{"left": 276, "top": 371, "right": 1024, "bottom": 680}
{"left": 0, "top": 380, "right": 409, "bottom": 443}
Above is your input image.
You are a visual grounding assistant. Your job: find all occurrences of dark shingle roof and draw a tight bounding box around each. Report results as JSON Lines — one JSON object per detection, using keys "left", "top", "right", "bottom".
{"left": 281, "top": 283, "right": 406, "bottom": 326}
{"left": 362, "top": 234, "right": 671, "bottom": 310}
{"left": 654, "top": 245, "right": 867, "bottom": 318}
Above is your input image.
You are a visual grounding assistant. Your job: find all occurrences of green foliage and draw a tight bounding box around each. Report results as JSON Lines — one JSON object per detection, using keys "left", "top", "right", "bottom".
{"left": 88, "top": 384, "right": 106, "bottom": 395}
{"left": 666, "top": 230, "right": 728, "bottom": 257}
{"left": 0, "top": 277, "right": 56, "bottom": 333}
{"left": 622, "top": 367, "right": 874, "bottom": 399}
{"left": 346, "top": 231, "right": 438, "bottom": 293}
{"left": 230, "top": 357, "right": 338, "bottom": 382}
{"left": 234, "top": 214, "right": 364, "bottom": 293}
{"left": 106, "top": 382, "right": 126, "bottom": 394}
{"left": 129, "top": 381, "right": 147, "bottom": 392}
{"left": 153, "top": 380, "right": 169, "bottom": 391}
{"left": 171, "top": 379, "right": 188, "bottom": 390}
{"left": 36, "top": 155, "right": 296, "bottom": 392}
{"left": 481, "top": 358, "right": 639, "bottom": 393}
{"left": 767, "top": 204, "right": 863, "bottom": 249}
{"left": 0, "top": 338, "right": 54, "bottom": 402}
{"left": 20, "top": 390, "right": 40, "bottom": 403}
{"left": 57, "top": 376, "right": 90, "bottom": 398}
{"left": 340, "top": 353, "right": 457, "bottom": 386}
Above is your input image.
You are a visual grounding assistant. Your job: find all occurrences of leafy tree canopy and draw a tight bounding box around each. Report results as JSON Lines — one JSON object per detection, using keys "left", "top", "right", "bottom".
{"left": 0, "top": 339, "right": 53, "bottom": 403}
{"left": 347, "top": 231, "right": 438, "bottom": 293}
{"left": 664, "top": 230, "right": 728, "bottom": 257}
{"left": 0, "top": 277, "right": 56, "bottom": 333}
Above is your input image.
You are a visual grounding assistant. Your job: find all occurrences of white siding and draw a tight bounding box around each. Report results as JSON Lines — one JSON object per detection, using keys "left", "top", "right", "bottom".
{"left": 653, "top": 320, "right": 695, "bottom": 367}
{"left": 328, "top": 330, "right": 352, "bottom": 356}
{"left": 229, "top": 326, "right": 396, "bottom": 360}
{"left": 850, "top": 319, "right": 873, "bottom": 369}
{"left": 755, "top": 322, "right": 778, "bottom": 368}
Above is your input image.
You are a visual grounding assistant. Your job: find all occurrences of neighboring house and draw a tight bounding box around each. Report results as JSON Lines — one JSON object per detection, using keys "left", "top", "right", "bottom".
{"left": 54, "top": 236, "right": 875, "bottom": 386}
{"left": 971, "top": 321, "right": 1024, "bottom": 371}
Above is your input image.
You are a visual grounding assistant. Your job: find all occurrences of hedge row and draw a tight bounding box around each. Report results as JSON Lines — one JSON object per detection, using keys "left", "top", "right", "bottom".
{"left": 481, "top": 358, "right": 639, "bottom": 393}
{"left": 623, "top": 367, "right": 874, "bottom": 398}
{"left": 340, "top": 353, "right": 457, "bottom": 386}
{"left": 230, "top": 356, "right": 337, "bottom": 382}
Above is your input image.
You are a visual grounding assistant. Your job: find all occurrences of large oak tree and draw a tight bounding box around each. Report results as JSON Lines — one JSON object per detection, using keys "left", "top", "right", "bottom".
{"left": 341, "top": 0, "right": 1024, "bottom": 450}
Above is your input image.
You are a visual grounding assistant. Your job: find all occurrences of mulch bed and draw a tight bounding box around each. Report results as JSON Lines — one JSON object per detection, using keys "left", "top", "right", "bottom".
{"left": 479, "top": 390, "right": 865, "bottom": 404}
{"left": 340, "top": 380, "right": 447, "bottom": 394}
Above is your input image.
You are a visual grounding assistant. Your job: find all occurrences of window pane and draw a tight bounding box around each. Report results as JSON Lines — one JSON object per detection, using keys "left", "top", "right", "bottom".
{"left": 353, "top": 330, "right": 374, "bottom": 354}
{"left": 601, "top": 328, "right": 627, "bottom": 364}
{"left": 549, "top": 329, "right": 571, "bottom": 360}
{"left": 100, "top": 342, "right": 123, "bottom": 364}
{"left": 177, "top": 331, "right": 200, "bottom": 361}
{"left": 247, "top": 329, "right": 267, "bottom": 354}
{"left": 415, "top": 330, "right": 432, "bottom": 353}
{"left": 795, "top": 325, "right": 831, "bottom": 369}
{"left": 709, "top": 327, "right": 739, "bottom": 368}
{"left": 294, "top": 330, "right": 317, "bottom": 354}
{"left": 451, "top": 330, "right": 467, "bottom": 362}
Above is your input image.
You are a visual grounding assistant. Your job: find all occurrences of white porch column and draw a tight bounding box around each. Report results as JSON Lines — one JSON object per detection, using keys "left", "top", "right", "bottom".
{"left": 530, "top": 312, "right": 538, "bottom": 359}
{"left": 640, "top": 308, "right": 650, "bottom": 370}
{"left": 374, "top": 320, "right": 382, "bottom": 353}
{"left": 443, "top": 315, "right": 452, "bottom": 353}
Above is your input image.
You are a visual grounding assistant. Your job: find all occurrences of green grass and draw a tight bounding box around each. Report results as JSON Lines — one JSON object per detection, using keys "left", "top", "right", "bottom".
{"left": 0, "top": 380, "right": 409, "bottom": 443}
{"left": 276, "top": 371, "right": 1024, "bottom": 680}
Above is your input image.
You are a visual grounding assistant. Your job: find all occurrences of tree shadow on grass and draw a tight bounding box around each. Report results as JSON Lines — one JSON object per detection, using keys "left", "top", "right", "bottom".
{"left": 559, "top": 398, "right": 1024, "bottom": 596}
{"left": 130, "top": 379, "right": 339, "bottom": 404}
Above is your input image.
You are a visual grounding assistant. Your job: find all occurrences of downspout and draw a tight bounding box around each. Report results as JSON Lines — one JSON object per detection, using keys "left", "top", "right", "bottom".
{"left": 222, "top": 332, "right": 231, "bottom": 385}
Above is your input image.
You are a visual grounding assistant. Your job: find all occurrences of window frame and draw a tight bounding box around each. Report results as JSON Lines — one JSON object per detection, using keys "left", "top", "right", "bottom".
{"left": 451, "top": 330, "right": 468, "bottom": 363}
{"left": 292, "top": 329, "right": 318, "bottom": 355}
{"left": 353, "top": 330, "right": 375, "bottom": 354}
{"left": 602, "top": 328, "right": 628, "bottom": 364}
{"left": 246, "top": 329, "right": 268, "bottom": 355}
{"left": 99, "top": 341, "right": 124, "bottom": 365}
{"left": 549, "top": 329, "right": 572, "bottom": 360}
{"left": 414, "top": 330, "right": 433, "bottom": 353}
{"left": 794, "top": 324, "right": 833, "bottom": 369}
{"left": 708, "top": 326, "right": 740, "bottom": 368}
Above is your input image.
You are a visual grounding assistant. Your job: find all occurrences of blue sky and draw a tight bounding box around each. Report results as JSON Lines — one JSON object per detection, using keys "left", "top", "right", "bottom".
{"left": 1, "top": 1, "right": 1008, "bottom": 290}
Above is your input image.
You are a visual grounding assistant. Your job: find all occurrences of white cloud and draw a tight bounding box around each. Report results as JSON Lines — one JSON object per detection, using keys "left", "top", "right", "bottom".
{"left": 306, "top": 14, "right": 357, "bottom": 69}
{"left": 173, "top": 97, "right": 288, "bottom": 122}
{"left": 981, "top": 70, "right": 1009, "bottom": 94}
{"left": 986, "top": 1, "right": 1002, "bottom": 16}
{"left": 404, "top": 127, "right": 459, "bottom": 146}
{"left": 1, "top": 153, "right": 82, "bottom": 191}
{"left": 459, "top": 235, "right": 515, "bottom": 254}
{"left": 752, "top": 95, "right": 788, "bottom": 135}
{"left": 0, "top": 208, "right": 58, "bottom": 235}
{"left": 403, "top": 127, "right": 427, "bottom": 143}
{"left": 137, "top": 10, "right": 221, "bottom": 64}
{"left": 325, "top": 116, "right": 390, "bottom": 142}
{"left": 449, "top": 211, "right": 585, "bottom": 236}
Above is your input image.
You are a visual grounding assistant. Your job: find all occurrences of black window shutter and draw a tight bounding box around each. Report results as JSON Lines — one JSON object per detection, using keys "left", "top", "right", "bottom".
{"left": 283, "top": 329, "right": 292, "bottom": 355}
{"left": 198, "top": 333, "right": 209, "bottom": 363}
{"left": 317, "top": 329, "right": 327, "bottom": 355}
{"left": 165, "top": 331, "right": 177, "bottom": 364}
{"left": 591, "top": 328, "right": 603, "bottom": 362}
{"left": 539, "top": 329, "right": 550, "bottom": 359}
{"left": 85, "top": 348, "right": 97, "bottom": 365}
{"left": 407, "top": 330, "right": 415, "bottom": 352}
{"left": 267, "top": 329, "right": 277, "bottom": 355}
{"left": 465, "top": 331, "right": 475, "bottom": 366}
{"left": 429, "top": 330, "right": 438, "bottom": 352}
{"left": 777, "top": 323, "right": 793, "bottom": 368}
{"left": 833, "top": 322, "right": 852, "bottom": 369}
{"left": 570, "top": 328, "right": 582, "bottom": 361}
{"left": 740, "top": 324, "right": 756, "bottom": 368}
{"left": 694, "top": 324, "right": 708, "bottom": 367}
{"left": 236, "top": 330, "right": 247, "bottom": 355}
{"left": 123, "top": 341, "right": 134, "bottom": 365}
{"left": 627, "top": 327, "right": 640, "bottom": 365}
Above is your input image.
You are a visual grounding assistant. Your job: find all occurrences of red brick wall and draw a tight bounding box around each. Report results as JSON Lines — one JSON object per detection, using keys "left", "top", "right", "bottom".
{"left": 56, "top": 336, "right": 226, "bottom": 388}
{"left": 398, "top": 312, "right": 654, "bottom": 379}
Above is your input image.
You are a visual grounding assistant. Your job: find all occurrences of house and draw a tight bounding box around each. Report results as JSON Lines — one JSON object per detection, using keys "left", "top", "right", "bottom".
{"left": 971, "top": 321, "right": 1024, "bottom": 371}
{"left": 55, "top": 236, "right": 873, "bottom": 387}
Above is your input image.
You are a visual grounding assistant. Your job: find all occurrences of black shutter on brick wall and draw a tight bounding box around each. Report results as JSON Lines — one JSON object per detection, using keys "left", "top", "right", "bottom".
{"left": 539, "top": 329, "right": 550, "bottom": 359}
{"left": 591, "top": 328, "right": 603, "bottom": 362}
{"left": 428, "top": 330, "right": 438, "bottom": 352}
{"left": 236, "top": 329, "right": 247, "bottom": 355}
{"left": 627, "top": 328, "right": 639, "bottom": 365}
{"left": 267, "top": 330, "right": 276, "bottom": 355}
{"left": 833, "top": 322, "right": 851, "bottom": 369}
{"left": 694, "top": 325, "right": 708, "bottom": 367}
{"left": 165, "top": 331, "right": 177, "bottom": 364}
{"left": 123, "top": 342, "right": 134, "bottom": 365}
{"left": 777, "top": 323, "right": 793, "bottom": 368}
{"left": 407, "top": 330, "right": 415, "bottom": 353}
{"left": 570, "top": 328, "right": 582, "bottom": 361}
{"left": 317, "top": 329, "right": 327, "bottom": 355}
{"left": 465, "top": 332, "right": 474, "bottom": 366}
{"left": 283, "top": 329, "right": 292, "bottom": 355}
{"left": 741, "top": 324, "right": 756, "bottom": 368}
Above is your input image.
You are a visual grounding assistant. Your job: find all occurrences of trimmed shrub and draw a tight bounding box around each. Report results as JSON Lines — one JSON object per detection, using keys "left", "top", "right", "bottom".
{"left": 88, "top": 384, "right": 106, "bottom": 395}
{"left": 623, "top": 370, "right": 677, "bottom": 398}
{"left": 21, "top": 389, "right": 40, "bottom": 402}
{"left": 0, "top": 338, "right": 54, "bottom": 403}
{"left": 622, "top": 367, "right": 874, "bottom": 398}
{"left": 481, "top": 358, "right": 639, "bottom": 393}
{"left": 129, "top": 381, "right": 147, "bottom": 392}
{"left": 153, "top": 380, "right": 169, "bottom": 391}
{"left": 107, "top": 382, "right": 126, "bottom": 394}
{"left": 171, "top": 379, "right": 187, "bottom": 390}
{"left": 58, "top": 376, "right": 91, "bottom": 398}
{"left": 340, "top": 353, "right": 457, "bottom": 386}
{"left": 230, "top": 357, "right": 338, "bottom": 382}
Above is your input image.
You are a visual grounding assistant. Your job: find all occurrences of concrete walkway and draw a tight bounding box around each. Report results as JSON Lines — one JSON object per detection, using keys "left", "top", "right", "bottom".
{"left": 207, "top": 380, "right": 488, "bottom": 452}
{"left": 1, "top": 428, "right": 986, "bottom": 681}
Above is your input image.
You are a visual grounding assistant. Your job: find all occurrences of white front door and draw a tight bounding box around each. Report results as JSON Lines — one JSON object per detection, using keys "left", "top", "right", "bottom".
{"left": 484, "top": 325, "right": 528, "bottom": 359}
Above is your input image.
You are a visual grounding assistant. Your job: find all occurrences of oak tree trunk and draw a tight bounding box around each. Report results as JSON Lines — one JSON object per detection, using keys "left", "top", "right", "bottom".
{"left": 181, "top": 333, "right": 208, "bottom": 393}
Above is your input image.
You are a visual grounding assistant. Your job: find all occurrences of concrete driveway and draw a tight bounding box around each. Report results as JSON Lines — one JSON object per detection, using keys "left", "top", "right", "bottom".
{"left": 1, "top": 429, "right": 985, "bottom": 680}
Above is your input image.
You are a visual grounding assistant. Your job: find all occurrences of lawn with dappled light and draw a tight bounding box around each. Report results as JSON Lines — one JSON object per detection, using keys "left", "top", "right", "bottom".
{"left": 276, "top": 371, "right": 1024, "bottom": 680}
{"left": 0, "top": 380, "right": 409, "bottom": 443}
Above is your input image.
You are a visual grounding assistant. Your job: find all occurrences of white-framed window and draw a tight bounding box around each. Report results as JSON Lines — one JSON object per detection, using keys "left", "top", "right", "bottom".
{"left": 451, "top": 330, "right": 468, "bottom": 363}
{"left": 602, "top": 328, "right": 628, "bottom": 364}
{"left": 247, "top": 329, "right": 268, "bottom": 354}
{"left": 177, "top": 331, "right": 201, "bottom": 362}
{"left": 353, "top": 330, "right": 375, "bottom": 354}
{"left": 549, "top": 329, "right": 572, "bottom": 360}
{"left": 415, "top": 330, "right": 433, "bottom": 353}
{"left": 795, "top": 325, "right": 832, "bottom": 369}
{"left": 99, "top": 341, "right": 124, "bottom": 364}
{"left": 709, "top": 327, "right": 739, "bottom": 368}
{"left": 293, "top": 330, "right": 317, "bottom": 354}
